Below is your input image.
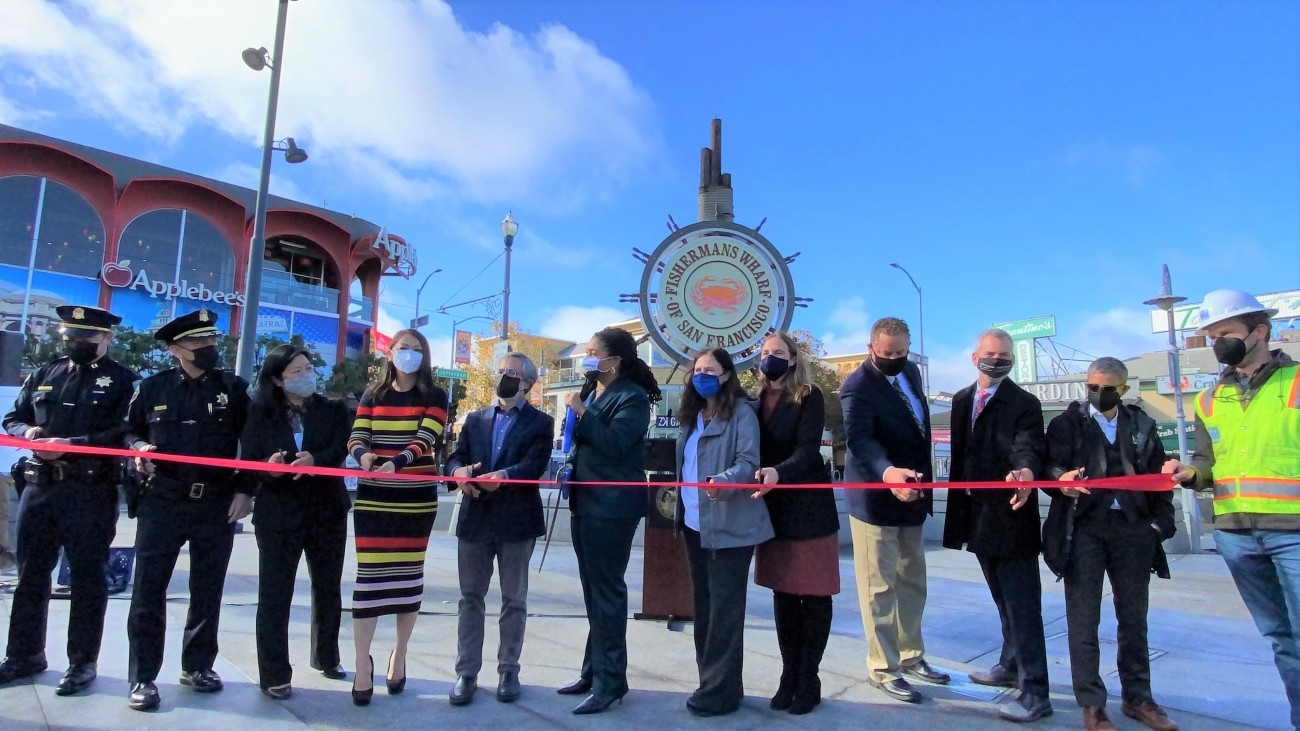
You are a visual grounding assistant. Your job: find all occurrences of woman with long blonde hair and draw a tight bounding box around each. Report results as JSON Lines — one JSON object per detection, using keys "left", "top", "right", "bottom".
{"left": 752, "top": 332, "right": 839, "bottom": 715}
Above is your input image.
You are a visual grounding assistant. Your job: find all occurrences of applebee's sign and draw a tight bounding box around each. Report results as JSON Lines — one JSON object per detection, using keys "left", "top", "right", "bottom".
{"left": 100, "top": 260, "right": 247, "bottom": 307}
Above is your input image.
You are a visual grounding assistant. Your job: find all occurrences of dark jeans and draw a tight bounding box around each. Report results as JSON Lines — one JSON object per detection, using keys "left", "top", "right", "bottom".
{"left": 682, "top": 528, "right": 754, "bottom": 713}
{"left": 456, "top": 535, "right": 536, "bottom": 677}
{"left": 977, "top": 552, "right": 1050, "bottom": 699}
{"left": 6, "top": 480, "right": 117, "bottom": 665}
{"left": 253, "top": 492, "right": 348, "bottom": 688}
{"left": 127, "top": 495, "right": 235, "bottom": 683}
{"left": 1065, "top": 510, "right": 1158, "bottom": 708}
{"left": 571, "top": 515, "right": 639, "bottom": 697}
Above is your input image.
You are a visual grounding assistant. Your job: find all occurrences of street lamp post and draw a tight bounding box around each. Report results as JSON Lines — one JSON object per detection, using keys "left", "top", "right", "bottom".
{"left": 234, "top": 0, "right": 308, "bottom": 381}
{"left": 1144, "top": 264, "right": 1200, "bottom": 553}
{"left": 889, "top": 262, "right": 926, "bottom": 395}
{"left": 500, "top": 212, "right": 518, "bottom": 351}
{"left": 410, "top": 267, "right": 444, "bottom": 329}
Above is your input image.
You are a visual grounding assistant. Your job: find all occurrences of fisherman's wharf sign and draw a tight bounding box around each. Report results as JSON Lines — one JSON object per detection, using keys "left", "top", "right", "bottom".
{"left": 639, "top": 221, "right": 795, "bottom": 369}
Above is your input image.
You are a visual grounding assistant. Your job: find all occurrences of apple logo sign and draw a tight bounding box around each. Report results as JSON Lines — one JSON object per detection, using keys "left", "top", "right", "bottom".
{"left": 101, "top": 260, "right": 133, "bottom": 287}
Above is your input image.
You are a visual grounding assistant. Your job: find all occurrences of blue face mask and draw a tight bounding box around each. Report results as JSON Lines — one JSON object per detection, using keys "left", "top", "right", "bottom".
{"left": 581, "top": 355, "right": 602, "bottom": 374}
{"left": 692, "top": 372, "right": 722, "bottom": 398}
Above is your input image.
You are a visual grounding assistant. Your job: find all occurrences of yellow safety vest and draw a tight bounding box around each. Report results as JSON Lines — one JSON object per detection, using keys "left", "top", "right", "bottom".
{"left": 1194, "top": 363, "right": 1300, "bottom": 516}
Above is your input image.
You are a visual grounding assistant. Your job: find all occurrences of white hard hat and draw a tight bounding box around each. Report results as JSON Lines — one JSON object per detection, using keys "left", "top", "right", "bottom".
{"left": 1194, "top": 289, "right": 1278, "bottom": 334}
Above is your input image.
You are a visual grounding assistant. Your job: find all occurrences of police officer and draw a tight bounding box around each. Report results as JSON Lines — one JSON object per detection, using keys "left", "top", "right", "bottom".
{"left": 0, "top": 305, "right": 138, "bottom": 696}
{"left": 123, "top": 309, "right": 252, "bottom": 712}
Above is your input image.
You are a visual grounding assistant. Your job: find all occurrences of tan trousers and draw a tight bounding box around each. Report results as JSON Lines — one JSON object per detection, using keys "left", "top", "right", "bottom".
{"left": 850, "top": 516, "right": 928, "bottom": 683}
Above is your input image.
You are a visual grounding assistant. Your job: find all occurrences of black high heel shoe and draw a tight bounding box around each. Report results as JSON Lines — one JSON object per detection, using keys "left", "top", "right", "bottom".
{"left": 572, "top": 690, "right": 626, "bottom": 715}
{"left": 351, "top": 655, "right": 374, "bottom": 706}
{"left": 385, "top": 650, "right": 406, "bottom": 695}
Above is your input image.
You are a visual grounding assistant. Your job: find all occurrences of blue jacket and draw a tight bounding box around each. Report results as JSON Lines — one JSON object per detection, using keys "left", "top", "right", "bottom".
{"left": 446, "top": 401, "right": 554, "bottom": 542}
{"left": 840, "top": 359, "right": 933, "bottom": 527}
{"left": 674, "top": 400, "right": 772, "bottom": 549}
{"left": 569, "top": 377, "right": 651, "bottom": 519}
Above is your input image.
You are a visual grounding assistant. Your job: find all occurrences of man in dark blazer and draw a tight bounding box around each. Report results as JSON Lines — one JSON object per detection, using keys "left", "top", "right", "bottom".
{"left": 1044, "top": 357, "right": 1179, "bottom": 731}
{"left": 841, "top": 317, "right": 949, "bottom": 705}
{"left": 944, "top": 328, "right": 1051, "bottom": 723}
{"left": 446, "top": 352, "right": 555, "bottom": 706}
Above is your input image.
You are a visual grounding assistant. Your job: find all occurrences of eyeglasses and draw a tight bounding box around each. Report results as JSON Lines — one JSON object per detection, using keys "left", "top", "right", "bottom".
{"left": 497, "top": 368, "right": 522, "bottom": 378}
{"left": 1085, "top": 384, "right": 1123, "bottom": 394}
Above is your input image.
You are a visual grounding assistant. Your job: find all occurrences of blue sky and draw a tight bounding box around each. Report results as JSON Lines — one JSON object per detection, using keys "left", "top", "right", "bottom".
{"left": 1, "top": 0, "right": 1296, "bottom": 391}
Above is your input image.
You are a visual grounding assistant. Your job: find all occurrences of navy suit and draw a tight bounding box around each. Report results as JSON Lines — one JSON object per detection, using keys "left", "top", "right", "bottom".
{"left": 446, "top": 401, "right": 554, "bottom": 678}
{"left": 447, "top": 403, "right": 553, "bottom": 543}
{"left": 841, "top": 360, "right": 933, "bottom": 525}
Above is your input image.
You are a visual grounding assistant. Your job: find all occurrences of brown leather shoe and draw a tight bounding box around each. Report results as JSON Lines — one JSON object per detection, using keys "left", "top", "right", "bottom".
{"left": 1122, "top": 699, "right": 1179, "bottom": 731}
{"left": 1083, "top": 707, "right": 1117, "bottom": 731}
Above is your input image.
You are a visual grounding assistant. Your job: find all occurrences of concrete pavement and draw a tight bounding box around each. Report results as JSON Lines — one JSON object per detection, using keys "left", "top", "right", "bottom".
{"left": 0, "top": 497, "right": 1290, "bottom": 730}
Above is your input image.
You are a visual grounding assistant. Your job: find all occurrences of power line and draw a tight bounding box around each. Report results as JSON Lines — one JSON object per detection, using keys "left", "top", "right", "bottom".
{"left": 437, "top": 252, "right": 502, "bottom": 311}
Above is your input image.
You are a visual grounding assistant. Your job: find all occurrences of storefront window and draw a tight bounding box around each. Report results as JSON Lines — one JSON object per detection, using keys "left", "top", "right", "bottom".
{"left": 117, "top": 209, "right": 236, "bottom": 294}
{"left": 0, "top": 175, "right": 105, "bottom": 277}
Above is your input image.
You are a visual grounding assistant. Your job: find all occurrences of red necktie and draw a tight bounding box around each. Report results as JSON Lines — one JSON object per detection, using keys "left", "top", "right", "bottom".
{"left": 972, "top": 389, "right": 990, "bottom": 428}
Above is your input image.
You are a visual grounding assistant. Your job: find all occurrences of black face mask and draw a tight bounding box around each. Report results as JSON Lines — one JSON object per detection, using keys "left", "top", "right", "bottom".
{"left": 65, "top": 340, "right": 99, "bottom": 366}
{"left": 872, "top": 352, "right": 908, "bottom": 377}
{"left": 759, "top": 355, "right": 790, "bottom": 380}
{"left": 495, "top": 375, "right": 522, "bottom": 399}
{"left": 977, "top": 357, "right": 1014, "bottom": 379}
{"left": 1213, "top": 332, "right": 1258, "bottom": 367}
{"left": 1087, "top": 388, "right": 1123, "bottom": 413}
{"left": 188, "top": 344, "right": 221, "bottom": 372}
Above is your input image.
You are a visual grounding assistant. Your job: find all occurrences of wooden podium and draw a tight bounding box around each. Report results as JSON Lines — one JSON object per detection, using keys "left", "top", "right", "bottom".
{"left": 635, "top": 442, "right": 695, "bottom": 621}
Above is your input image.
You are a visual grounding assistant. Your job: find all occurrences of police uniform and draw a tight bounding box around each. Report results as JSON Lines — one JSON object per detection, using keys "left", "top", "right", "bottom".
{"left": 122, "top": 309, "right": 251, "bottom": 711}
{"left": 0, "top": 305, "right": 138, "bottom": 696}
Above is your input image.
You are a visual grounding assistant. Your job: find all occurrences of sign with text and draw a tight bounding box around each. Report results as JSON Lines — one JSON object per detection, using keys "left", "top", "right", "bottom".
{"left": 639, "top": 221, "right": 796, "bottom": 369}
{"left": 101, "top": 260, "right": 246, "bottom": 307}
{"left": 1022, "top": 377, "right": 1140, "bottom": 405}
{"left": 1150, "top": 289, "right": 1300, "bottom": 333}
{"left": 1155, "top": 373, "right": 1219, "bottom": 394}
{"left": 992, "top": 315, "right": 1056, "bottom": 385}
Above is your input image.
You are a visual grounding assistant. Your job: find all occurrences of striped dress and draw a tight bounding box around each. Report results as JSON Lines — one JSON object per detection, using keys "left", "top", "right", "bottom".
{"left": 347, "top": 385, "right": 448, "bottom": 618}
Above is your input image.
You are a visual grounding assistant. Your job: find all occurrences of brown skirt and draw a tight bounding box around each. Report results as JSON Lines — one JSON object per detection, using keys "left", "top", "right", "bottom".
{"left": 754, "top": 532, "right": 840, "bottom": 596}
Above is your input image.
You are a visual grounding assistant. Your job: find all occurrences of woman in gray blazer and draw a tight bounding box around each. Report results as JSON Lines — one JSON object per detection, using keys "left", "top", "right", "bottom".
{"left": 674, "top": 347, "right": 772, "bottom": 717}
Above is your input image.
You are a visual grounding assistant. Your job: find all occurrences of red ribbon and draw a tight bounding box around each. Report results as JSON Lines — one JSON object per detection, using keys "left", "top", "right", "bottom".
{"left": 0, "top": 435, "right": 1174, "bottom": 492}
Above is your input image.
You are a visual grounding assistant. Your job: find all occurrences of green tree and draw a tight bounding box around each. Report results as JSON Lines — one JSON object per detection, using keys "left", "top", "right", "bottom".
{"left": 330, "top": 351, "right": 385, "bottom": 397}
{"left": 465, "top": 323, "right": 565, "bottom": 416}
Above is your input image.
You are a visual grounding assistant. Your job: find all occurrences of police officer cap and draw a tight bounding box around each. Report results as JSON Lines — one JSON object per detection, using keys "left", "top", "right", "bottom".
{"left": 56, "top": 305, "right": 122, "bottom": 336}
{"left": 155, "top": 309, "right": 221, "bottom": 343}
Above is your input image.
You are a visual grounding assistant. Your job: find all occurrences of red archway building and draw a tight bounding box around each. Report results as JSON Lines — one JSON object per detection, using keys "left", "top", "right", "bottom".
{"left": 0, "top": 123, "right": 415, "bottom": 370}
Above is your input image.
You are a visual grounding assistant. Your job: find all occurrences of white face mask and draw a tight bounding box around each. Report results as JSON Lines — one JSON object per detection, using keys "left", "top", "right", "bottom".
{"left": 393, "top": 349, "right": 423, "bottom": 374}
{"left": 281, "top": 371, "right": 317, "bottom": 398}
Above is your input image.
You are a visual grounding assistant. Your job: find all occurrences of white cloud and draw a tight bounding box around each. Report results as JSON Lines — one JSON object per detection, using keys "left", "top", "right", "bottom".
{"left": 1060, "top": 306, "right": 1165, "bottom": 364}
{"left": 820, "top": 296, "right": 873, "bottom": 356}
{"left": 208, "top": 162, "right": 311, "bottom": 204}
{"left": 1065, "top": 140, "right": 1165, "bottom": 187}
{"left": 0, "top": 0, "right": 657, "bottom": 208}
{"left": 538, "top": 305, "right": 633, "bottom": 344}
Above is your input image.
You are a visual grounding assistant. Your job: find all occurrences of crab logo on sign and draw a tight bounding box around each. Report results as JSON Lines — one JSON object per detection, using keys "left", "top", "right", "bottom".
{"left": 640, "top": 221, "right": 795, "bottom": 369}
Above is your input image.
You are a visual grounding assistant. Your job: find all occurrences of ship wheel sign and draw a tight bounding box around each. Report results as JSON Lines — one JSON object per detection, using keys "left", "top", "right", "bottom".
{"left": 633, "top": 221, "right": 800, "bottom": 370}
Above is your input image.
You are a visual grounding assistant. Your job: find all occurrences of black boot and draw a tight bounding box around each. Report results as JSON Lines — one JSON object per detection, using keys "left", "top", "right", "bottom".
{"left": 789, "top": 596, "right": 832, "bottom": 715}
{"left": 770, "top": 593, "right": 800, "bottom": 711}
